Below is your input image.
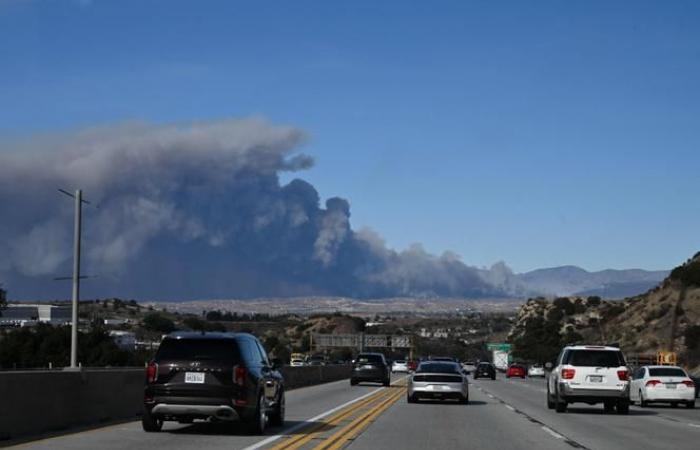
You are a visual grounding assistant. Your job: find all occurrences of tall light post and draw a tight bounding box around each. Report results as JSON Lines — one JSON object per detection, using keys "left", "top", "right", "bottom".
{"left": 57, "top": 189, "right": 92, "bottom": 369}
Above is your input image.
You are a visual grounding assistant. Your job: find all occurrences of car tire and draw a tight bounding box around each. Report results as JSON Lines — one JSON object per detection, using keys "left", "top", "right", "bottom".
{"left": 269, "top": 389, "right": 285, "bottom": 427}
{"left": 554, "top": 390, "right": 567, "bottom": 413}
{"left": 407, "top": 393, "right": 417, "bottom": 403}
{"left": 686, "top": 401, "right": 695, "bottom": 409}
{"left": 616, "top": 399, "right": 630, "bottom": 415}
{"left": 546, "top": 387, "right": 555, "bottom": 410}
{"left": 459, "top": 395, "right": 469, "bottom": 405}
{"left": 245, "top": 394, "right": 267, "bottom": 435}
{"left": 141, "top": 408, "right": 163, "bottom": 432}
{"left": 383, "top": 378, "right": 391, "bottom": 387}
{"left": 639, "top": 390, "right": 648, "bottom": 407}
{"left": 473, "top": 375, "right": 478, "bottom": 380}
{"left": 350, "top": 378, "right": 358, "bottom": 386}
{"left": 491, "top": 375, "right": 496, "bottom": 380}
{"left": 603, "top": 401, "right": 615, "bottom": 413}
{"left": 671, "top": 402, "right": 678, "bottom": 408}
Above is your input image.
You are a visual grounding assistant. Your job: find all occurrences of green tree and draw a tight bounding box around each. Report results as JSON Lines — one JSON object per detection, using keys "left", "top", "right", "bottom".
{"left": 142, "top": 312, "right": 176, "bottom": 333}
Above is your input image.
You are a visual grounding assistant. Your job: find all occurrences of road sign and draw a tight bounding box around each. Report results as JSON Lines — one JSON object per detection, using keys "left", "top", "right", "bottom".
{"left": 313, "top": 333, "right": 411, "bottom": 349}
{"left": 486, "top": 343, "right": 512, "bottom": 351}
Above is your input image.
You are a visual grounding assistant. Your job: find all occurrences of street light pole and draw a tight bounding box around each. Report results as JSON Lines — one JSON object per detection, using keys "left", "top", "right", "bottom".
{"left": 70, "top": 189, "right": 82, "bottom": 369}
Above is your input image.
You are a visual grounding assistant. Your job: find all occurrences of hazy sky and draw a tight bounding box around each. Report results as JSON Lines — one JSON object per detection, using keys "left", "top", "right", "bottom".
{"left": 2, "top": 0, "right": 699, "bottom": 273}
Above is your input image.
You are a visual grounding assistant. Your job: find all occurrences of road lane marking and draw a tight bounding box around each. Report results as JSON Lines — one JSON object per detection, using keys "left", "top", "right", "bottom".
{"left": 243, "top": 376, "right": 408, "bottom": 450}
{"left": 541, "top": 426, "right": 565, "bottom": 439}
{"left": 312, "top": 384, "right": 406, "bottom": 450}
{"left": 505, "top": 405, "right": 515, "bottom": 411}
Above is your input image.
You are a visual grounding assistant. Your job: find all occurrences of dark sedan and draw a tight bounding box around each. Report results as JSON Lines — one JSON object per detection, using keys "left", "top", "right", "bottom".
{"left": 473, "top": 362, "right": 497, "bottom": 380}
{"left": 351, "top": 353, "right": 390, "bottom": 386}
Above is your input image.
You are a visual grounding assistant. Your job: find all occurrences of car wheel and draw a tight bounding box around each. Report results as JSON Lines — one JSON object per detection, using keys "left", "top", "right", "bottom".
{"left": 671, "top": 402, "right": 679, "bottom": 408}
{"left": 246, "top": 394, "right": 267, "bottom": 435}
{"left": 555, "top": 390, "right": 567, "bottom": 413}
{"left": 459, "top": 395, "right": 469, "bottom": 405}
{"left": 473, "top": 375, "right": 478, "bottom": 380}
{"left": 603, "top": 401, "right": 615, "bottom": 413}
{"left": 546, "top": 386, "right": 555, "bottom": 410}
{"left": 407, "top": 393, "right": 417, "bottom": 403}
{"left": 616, "top": 399, "right": 630, "bottom": 415}
{"left": 491, "top": 375, "right": 496, "bottom": 380}
{"left": 639, "top": 390, "right": 648, "bottom": 407}
{"left": 141, "top": 408, "right": 163, "bottom": 432}
{"left": 350, "top": 378, "right": 358, "bottom": 386}
{"left": 383, "top": 378, "right": 391, "bottom": 387}
{"left": 686, "top": 401, "right": 695, "bottom": 409}
{"left": 269, "top": 389, "right": 285, "bottom": 427}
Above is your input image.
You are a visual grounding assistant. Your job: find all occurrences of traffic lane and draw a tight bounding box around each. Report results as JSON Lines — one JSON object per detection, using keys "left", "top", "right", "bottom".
{"left": 472, "top": 377, "right": 700, "bottom": 450}
{"left": 5, "top": 374, "right": 404, "bottom": 450}
{"left": 506, "top": 376, "right": 700, "bottom": 424}
{"left": 347, "top": 382, "right": 571, "bottom": 450}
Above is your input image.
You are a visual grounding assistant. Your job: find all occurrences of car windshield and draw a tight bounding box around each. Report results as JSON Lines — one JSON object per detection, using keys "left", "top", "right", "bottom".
{"left": 417, "top": 363, "right": 460, "bottom": 374}
{"left": 648, "top": 368, "right": 686, "bottom": 377}
{"left": 566, "top": 350, "right": 625, "bottom": 367}
{"left": 156, "top": 339, "right": 240, "bottom": 363}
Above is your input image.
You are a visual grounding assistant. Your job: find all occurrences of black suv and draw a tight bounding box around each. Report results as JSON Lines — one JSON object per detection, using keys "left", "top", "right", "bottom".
{"left": 473, "top": 362, "right": 497, "bottom": 380}
{"left": 351, "top": 352, "right": 391, "bottom": 386}
{"left": 142, "top": 332, "right": 284, "bottom": 434}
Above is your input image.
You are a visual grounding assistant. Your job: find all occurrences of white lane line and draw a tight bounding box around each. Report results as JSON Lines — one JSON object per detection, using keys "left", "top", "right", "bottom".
{"left": 242, "top": 376, "right": 407, "bottom": 450}
{"left": 487, "top": 394, "right": 494, "bottom": 399}
{"left": 505, "top": 405, "right": 515, "bottom": 411}
{"left": 541, "top": 426, "right": 565, "bottom": 440}
{"left": 688, "top": 423, "right": 700, "bottom": 428}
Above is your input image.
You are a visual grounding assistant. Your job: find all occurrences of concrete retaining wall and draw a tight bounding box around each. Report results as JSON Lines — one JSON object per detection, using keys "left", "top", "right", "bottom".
{"left": 0, "top": 365, "right": 350, "bottom": 442}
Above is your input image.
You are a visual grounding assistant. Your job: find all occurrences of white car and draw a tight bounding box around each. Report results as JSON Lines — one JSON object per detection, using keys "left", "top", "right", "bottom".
{"left": 528, "top": 364, "right": 545, "bottom": 377}
{"left": 630, "top": 365, "right": 696, "bottom": 408}
{"left": 461, "top": 361, "right": 477, "bottom": 374}
{"left": 546, "top": 345, "right": 630, "bottom": 414}
{"left": 392, "top": 360, "right": 409, "bottom": 372}
{"left": 290, "top": 359, "right": 305, "bottom": 367}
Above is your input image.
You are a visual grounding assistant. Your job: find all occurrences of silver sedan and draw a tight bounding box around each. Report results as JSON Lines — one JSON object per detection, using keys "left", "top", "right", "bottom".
{"left": 407, "top": 361, "right": 469, "bottom": 404}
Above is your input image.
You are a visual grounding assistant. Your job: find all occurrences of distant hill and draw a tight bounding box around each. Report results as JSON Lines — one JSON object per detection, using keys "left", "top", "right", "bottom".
{"left": 516, "top": 265, "right": 668, "bottom": 299}
{"left": 508, "top": 252, "right": 700, "bottom": 373}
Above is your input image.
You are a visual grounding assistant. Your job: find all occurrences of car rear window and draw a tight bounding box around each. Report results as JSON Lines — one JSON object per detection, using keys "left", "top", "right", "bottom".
{"left": 357, "top": 354, "right": 383, "bottom": 364}
{"left": 417, "top": 363, "right": 460, "bottom": 374}
{"left": 478, "top": 363, "right": 491, "bottom": 368}
{"left": 156, "top": 338, "right": 240, "bottom": 363}
{"left": 395, "top": 360, "right": 406, "bottom": 364}
{"left": 649, "top": 368, "right": 686, "bottom": 377}
{"left": 565, "top": 350, "right": 625, "bottom": 367}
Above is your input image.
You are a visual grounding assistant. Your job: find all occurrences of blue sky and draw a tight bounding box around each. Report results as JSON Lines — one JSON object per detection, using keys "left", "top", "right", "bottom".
{"left": 1, "top": 0, "right": 699, "bottom": 273}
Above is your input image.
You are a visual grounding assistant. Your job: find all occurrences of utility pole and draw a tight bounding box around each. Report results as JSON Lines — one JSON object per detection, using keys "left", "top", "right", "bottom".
{"left": 57, "top": 189, "right": 93, "bottom": 369}
{"left": 70, "top": 190, "right": 82, "bottom": 369}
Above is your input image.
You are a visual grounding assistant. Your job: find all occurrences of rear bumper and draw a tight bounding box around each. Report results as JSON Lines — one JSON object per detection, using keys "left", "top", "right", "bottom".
{"left": 409, "top": 382, "right": 468, "bottom": 398}
{"left": 151, "top": 403, "right": 241, "bottom": 421}
{"left": 645, "top": 389, "right": 695, "bottom": 402}
{"left": 560, "top": 382, "right": 629, "bottom": 401}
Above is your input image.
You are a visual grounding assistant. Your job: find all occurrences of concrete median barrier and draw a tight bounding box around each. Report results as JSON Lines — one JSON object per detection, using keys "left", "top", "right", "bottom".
{"left": 0, "top": 364, "right": 351, "bottom": 442}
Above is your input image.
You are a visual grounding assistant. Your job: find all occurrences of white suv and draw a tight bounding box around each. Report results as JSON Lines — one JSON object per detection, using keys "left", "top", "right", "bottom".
{"left": 546, "top": 345, "right": 630, "bottom": 414}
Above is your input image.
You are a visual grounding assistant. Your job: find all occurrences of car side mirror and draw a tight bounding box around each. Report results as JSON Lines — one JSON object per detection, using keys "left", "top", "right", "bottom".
{"left": 544, "top": 362, "right": 553, "bottom": 371}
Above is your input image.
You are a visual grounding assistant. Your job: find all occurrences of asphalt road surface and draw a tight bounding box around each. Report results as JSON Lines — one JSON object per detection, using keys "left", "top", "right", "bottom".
{"left": 5, "top": 374, "right": 700, "bottom": 450}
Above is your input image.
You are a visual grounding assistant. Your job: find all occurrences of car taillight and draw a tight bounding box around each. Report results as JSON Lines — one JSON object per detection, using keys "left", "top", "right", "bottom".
{"left": 646, "top": 379, "right": 662, "bottom": 387}
{"left": 561, "top": 368, "right": 575, "bottom": 380}
{"left": 682, "top": 380, "right": 695, "bottom": 388}
{"left": 617, "top": 370, "right": 629, "bottom": 381}
{"left": 233, "top": 365, "right": 247, "bottom": 386}
{"left": 146, "top": 362, "right": 158, "bottom": 384}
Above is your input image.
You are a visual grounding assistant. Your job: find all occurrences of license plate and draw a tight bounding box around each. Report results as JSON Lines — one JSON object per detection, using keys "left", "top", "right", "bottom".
{"left": 589, "top": 376, "right": 603, "bottom": 383}
{"left": 362, "top": 365, "right": 374, "bottom": 369}
{"left": 665, "top": 383, "right": 677, "bottom": 389}
{"left": 185, "top": 372, "right": 205, "bottom": 384}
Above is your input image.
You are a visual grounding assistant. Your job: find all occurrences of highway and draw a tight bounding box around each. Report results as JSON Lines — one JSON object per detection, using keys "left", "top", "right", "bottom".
{"left": 5, "top": 374, "right": 700, "bottom": 450}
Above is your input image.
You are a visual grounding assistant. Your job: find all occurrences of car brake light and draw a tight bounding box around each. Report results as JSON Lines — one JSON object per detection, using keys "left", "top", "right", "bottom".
{"left": 561, "top": 368, "right": 575, "bottom": 379}
{"left": 234, "top": 365, "right": 247, "bottom": 386}
{"left": 682, "top": 380, "right": 695, "bottom": 388}
{"left": 646, "top": 379, "right": 662, "bottom": 387}
{"left": 617, "top": 370, "right": 629, "bottom": 381}
{"left": 146, "top": 362, "right": 158, "bottom": 384}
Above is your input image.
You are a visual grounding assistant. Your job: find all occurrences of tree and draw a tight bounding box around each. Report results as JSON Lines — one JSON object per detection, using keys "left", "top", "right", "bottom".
{"left": 142, "top": 313, "right": 176, "bottom": 333}
{"left": 0, "top": 284, "right": 6, "bottom": 317}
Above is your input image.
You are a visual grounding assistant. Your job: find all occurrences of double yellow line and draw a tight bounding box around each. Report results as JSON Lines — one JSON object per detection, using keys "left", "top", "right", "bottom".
{"left": 267, "top": 380, "right": 406, "bottom": 450}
